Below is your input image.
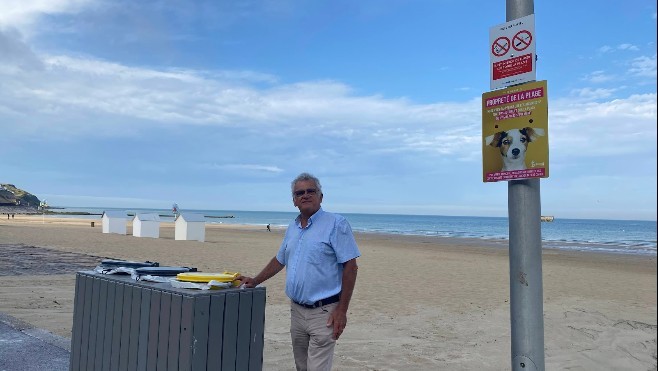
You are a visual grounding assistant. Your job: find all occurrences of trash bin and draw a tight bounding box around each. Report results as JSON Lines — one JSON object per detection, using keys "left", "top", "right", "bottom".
{"left": 90, "top": 222, "right": 95, "bottom": 227}
{"left": 70, "top": 271, "right": 266, "bottom": 371}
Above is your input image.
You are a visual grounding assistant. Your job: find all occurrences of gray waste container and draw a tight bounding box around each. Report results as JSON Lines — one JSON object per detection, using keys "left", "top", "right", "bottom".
{"left": 70, "top": 271, "right": 265, "bottom": 371}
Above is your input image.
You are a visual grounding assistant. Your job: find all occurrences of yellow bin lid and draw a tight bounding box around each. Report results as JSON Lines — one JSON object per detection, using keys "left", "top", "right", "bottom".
{"left": 176, "top": 271, "right": 240, "bottom": 283}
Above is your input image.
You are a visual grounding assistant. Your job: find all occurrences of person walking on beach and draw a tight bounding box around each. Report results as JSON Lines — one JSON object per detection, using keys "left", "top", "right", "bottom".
{"left": 266, "top": 223, "right": 271, "bottom": 232}
{"left": 238, "top": 173, "right": 360, "bottom": 371}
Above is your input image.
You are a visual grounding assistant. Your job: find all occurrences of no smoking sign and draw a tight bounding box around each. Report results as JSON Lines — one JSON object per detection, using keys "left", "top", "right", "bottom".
{"left": 489, "top": 14, "right": 536, "bottom": 90}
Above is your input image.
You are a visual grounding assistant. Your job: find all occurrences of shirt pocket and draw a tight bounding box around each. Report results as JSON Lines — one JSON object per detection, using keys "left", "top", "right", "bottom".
{"left": 306, "top": 242, "right": 335, "bottom": 266}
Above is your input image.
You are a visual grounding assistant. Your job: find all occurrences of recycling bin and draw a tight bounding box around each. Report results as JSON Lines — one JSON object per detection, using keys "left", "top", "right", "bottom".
{"left": 69, "top": 271, "right": 266, "bottom": 371}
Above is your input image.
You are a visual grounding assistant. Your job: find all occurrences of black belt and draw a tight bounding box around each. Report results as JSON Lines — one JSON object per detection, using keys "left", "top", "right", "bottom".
{"left": 293, "top": 293, "right": 341, "bottom": 309}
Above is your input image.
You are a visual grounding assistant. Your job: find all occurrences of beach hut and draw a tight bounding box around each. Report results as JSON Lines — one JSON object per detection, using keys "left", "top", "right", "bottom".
{"left": 175, "top": 212, "right": 206, "bottom": 242}
{"left": 132, "top": 213, "right": 161, "bottom": 238}
{"left": 101, "top": 210, "right": 127, "bottom": 235}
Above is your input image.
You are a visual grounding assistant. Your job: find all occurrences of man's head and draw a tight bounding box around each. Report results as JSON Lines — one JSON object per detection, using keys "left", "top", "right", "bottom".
{"left": 291, "top": 172, "right": 323, "bottom": 217}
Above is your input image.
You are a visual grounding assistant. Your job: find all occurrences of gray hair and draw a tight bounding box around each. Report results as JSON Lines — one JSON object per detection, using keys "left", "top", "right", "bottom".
{"left": 291, "top": 172, "right": 322, "bottom": 195}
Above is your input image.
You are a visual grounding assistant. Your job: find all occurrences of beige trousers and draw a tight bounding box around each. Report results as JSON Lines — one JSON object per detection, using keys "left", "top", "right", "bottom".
{"left": 290, "top": 301, "right": 338, "bottom": 371}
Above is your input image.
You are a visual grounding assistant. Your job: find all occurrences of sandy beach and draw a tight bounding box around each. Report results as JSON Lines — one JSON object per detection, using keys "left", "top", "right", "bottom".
{"left": 0, "top": 215, "right": 656, "bottom": 370}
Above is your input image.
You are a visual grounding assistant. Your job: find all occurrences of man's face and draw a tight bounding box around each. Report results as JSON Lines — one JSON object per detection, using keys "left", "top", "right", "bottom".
{"left": 292, "top": 180, "right": 323, "bottom": 216}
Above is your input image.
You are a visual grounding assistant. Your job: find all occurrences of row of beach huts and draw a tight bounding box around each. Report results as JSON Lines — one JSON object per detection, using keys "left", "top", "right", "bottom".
{"left": 101, "top": 211, "right": 206, "bottom": 242}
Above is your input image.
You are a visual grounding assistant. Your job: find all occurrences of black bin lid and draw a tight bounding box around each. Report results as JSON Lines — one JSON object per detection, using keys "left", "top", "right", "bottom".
{"left": 100, "top": 259, "right": 159, "bottom": 268}
{"left": 134, "top": 266, "right": 198, "bottom": 276}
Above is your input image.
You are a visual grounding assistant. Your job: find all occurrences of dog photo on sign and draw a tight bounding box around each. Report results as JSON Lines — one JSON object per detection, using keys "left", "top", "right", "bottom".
{"left": 485, "top": 127, "right": 545, "bottom": 171}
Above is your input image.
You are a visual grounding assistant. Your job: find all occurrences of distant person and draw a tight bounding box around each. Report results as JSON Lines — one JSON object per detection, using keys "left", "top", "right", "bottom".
{"left": 266, "top": 223, "right": 271, "bottom": 232}
{"left": 238, "top": 173, "right": 360, "bottom": 371}
{"left": 11, "top": 214, "right": 14, "bottom": 219}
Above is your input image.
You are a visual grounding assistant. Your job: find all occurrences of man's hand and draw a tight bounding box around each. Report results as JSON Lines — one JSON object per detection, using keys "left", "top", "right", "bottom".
{"left": 237, "top": 257, "right": 284, "bottom": 289}
{"left": 237, "top": 275, "right": 257, "bottom": 288}
{"left": 326, "top": 308, "right": 347, "bottom": 340}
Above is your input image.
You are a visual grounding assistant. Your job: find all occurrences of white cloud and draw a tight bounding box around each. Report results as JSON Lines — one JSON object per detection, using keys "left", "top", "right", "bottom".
{"left": 2, "top": 46, "right": 655, "bottom": 168}
{"left": 628, "top": 54, "right": 657, "bottom": 78}
{"left": 582, "top": 70, "right": 615, "bottom": 84}
{"left": 0, "top": 0, "right": 95, "bottom": 34}
{"left": 598, "top": 45, "right": 613, "bottom": 53}
{"left": 198, "top": 163, "right": 284, "bottom": 173}
{"left": 617, "top": 43, "right": 640, "bottom": 51}
{"left": 550, "top": 93, "right": 657, "bottom": 157}
{"left": 569, "top": 87, "right": 617, "bottom": 100}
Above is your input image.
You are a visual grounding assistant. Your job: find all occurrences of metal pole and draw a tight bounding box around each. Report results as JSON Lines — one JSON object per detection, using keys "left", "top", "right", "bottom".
{"left": 506, "top": 1, "right": 545, "bottom": 371}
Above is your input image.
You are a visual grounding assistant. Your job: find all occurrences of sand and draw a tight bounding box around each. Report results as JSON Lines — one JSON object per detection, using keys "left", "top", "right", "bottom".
{"left": 0, "top": 215, "right": 656, "bottom": 370}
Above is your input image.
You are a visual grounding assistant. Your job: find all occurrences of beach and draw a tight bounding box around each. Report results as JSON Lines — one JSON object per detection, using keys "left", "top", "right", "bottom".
{"left": 0, "top": 216, "right": 656, "bottom": 370}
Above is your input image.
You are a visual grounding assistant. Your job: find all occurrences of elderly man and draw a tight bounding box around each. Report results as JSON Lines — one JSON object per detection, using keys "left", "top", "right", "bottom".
{"left": 238, "top": 172, "right": 360, "bottom": 371}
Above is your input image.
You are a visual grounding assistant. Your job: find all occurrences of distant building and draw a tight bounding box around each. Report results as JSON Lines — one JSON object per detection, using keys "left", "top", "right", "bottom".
{"left": 175, "top": 213, "right": 206, "bottom": 242}
{"left": 132, "top": 213, "right": 161, "bottom": 238}
{"left": 101, "top": 211, "right": 127, "bottom": 235}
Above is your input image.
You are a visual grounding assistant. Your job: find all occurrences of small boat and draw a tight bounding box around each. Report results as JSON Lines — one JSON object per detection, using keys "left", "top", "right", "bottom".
{"left": 540, "top": 216, "right": 554, "bottom": 222}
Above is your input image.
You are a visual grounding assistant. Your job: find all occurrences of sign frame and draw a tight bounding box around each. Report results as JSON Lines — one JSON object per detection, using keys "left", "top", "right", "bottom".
{"left": 489, "top": 14, "right": 536, "bottom": 90}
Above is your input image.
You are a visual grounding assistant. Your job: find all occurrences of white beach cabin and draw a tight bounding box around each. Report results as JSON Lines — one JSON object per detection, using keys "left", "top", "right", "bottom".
{"left": 101, "top": 210, "right": 127, "bottom": 235}
{"left": 175, "top": 212, "right": 206, "bottom": 242}
{"left": 132, "top": 213, "right": 161, "bottom": 238}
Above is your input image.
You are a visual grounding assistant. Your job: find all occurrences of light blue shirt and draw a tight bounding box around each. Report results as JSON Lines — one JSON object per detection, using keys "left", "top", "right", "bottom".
{"left": 276, "top": 208, "right": 361, "bottom": 305}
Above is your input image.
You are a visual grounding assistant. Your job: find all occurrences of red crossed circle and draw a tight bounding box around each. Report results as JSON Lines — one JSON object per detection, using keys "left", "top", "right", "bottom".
{"left": 512, "top": 30, "right": 532, "bottom": 51}
{"left": 492, "top": 36, "right": 511, "bottom": 57}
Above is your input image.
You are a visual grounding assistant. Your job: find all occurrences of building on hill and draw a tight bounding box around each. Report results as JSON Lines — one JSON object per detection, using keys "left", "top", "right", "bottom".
{"left": 0, "top": 187, "right": 17, "bottom": 205}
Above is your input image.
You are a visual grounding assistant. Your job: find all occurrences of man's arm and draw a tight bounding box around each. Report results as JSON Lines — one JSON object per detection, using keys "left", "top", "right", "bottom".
{"left": 327, "top": 258, "right": 358, "bottom": 340}
{"left": 238, "top": 257, "right": 284, "bottom": 288}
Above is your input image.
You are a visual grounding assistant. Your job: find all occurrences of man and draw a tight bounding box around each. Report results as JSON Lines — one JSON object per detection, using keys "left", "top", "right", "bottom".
{"left": 238, "top": 173, "right": 360, "bottom": 371}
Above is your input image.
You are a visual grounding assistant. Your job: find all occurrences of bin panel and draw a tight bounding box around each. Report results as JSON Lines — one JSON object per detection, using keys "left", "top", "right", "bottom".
{"left": 167, "top": 294, "right": 183, "bottom": 371}
{"left": 118, "top": 283, "right": 133, "bottom": 371}
{"left": 222, "top": 292, "right": 240, "bottom": 371}
{"left": 69, "top": 273, "right": 86, "bottom": 371}
{"left": 79, "top": 274, "right": 93, "bottom": 371}
{"left": 86, "top": 276, "right": 101, "bottom": 370}
{"left": 146, "top": 290, "right": 161, "bottom": 371}
{"left": 93, "top": 278, "right": 109, "bottom": 371}
{"left": 249, "top": 289, "right": 266, "bottom": 371}
{"left": 128, "top": 285, "right": 142, "bottom": 371}
{"left": 178, "top": 296, "right": 194, "bottom": 371}
{"left": 156, "top": 292, "right": 172, "bottom": 371}
{"left": 207, "top": 294, "right": 226, "bottom": 370}
{"left": 236, "top": 291, "right": 254, "bottom": 370}
{"left": 190, "top": 295, "right": 210, "bottom": 371}
{"left": 137, "top": 288, "right": 152, "bottom": 371}
{"left": 102, "top": 277, "right": 116, "bottom": 371}
{"left": 110, "top": 281, "right": 125, "bottom": 371}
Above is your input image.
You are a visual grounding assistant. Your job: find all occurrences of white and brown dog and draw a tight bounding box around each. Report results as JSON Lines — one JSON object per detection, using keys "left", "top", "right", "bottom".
{"left": 485, "top": 127, "right": 545, "bottom": 171}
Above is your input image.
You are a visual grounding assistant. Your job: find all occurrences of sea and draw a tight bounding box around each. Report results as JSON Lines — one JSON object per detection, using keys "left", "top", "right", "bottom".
{"left": 43, "top": 207, "right": 657, "bottom": 257}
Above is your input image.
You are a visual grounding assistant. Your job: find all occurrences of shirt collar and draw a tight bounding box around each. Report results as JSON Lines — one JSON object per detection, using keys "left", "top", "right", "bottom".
{"left": 295, "top": 207, "right": 324, "bottom": 228}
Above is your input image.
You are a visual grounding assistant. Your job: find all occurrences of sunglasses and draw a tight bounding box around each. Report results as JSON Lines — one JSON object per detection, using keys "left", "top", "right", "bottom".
{"left": 294, "top": 188, "right": 318, "bottom": 197}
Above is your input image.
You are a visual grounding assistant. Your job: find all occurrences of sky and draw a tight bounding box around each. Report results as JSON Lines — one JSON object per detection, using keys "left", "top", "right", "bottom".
{"left": 0, "top": 0, "right": 656, "bottom": 221}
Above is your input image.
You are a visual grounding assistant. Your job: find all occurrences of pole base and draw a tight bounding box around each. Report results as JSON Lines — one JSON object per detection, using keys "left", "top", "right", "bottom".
{"left": 512, "top": 355, "right": 539, "bottom": 371}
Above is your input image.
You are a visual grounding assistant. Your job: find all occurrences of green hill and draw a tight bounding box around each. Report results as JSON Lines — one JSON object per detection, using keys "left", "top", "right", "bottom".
{"left": 0, "top": 184, "right": 41, "bottom": 208}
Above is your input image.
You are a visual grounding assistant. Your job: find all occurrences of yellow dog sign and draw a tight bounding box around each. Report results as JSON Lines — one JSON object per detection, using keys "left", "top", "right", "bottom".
{"left": 482, "top": 80, "right": 549, "bottom": 182}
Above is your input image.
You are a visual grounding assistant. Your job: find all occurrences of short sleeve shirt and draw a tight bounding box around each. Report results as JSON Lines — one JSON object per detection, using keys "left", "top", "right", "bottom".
{"left": 276, "top": 208, "right": 361, "bottom": 305}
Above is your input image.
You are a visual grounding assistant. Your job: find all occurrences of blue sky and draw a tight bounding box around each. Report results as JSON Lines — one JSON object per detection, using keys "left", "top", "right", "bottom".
{"left": 1, "top": 0, "right": 656, "bottom": 220}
